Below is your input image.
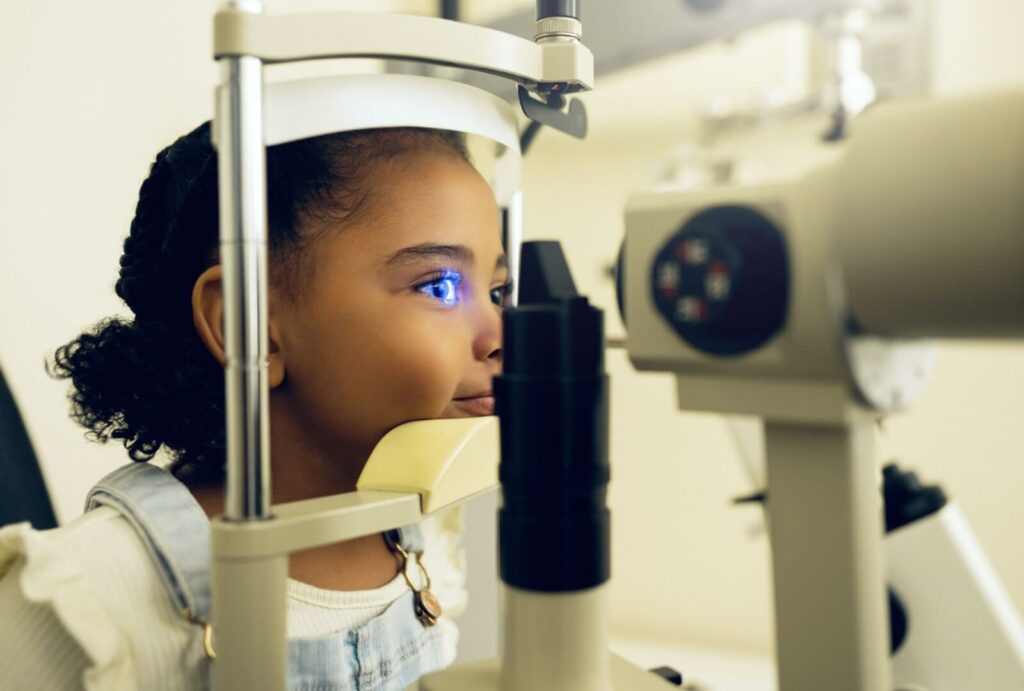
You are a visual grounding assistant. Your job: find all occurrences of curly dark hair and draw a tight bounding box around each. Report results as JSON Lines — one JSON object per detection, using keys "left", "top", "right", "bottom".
{"left": 51, "top": 122, "right": 468, "bottom": 483}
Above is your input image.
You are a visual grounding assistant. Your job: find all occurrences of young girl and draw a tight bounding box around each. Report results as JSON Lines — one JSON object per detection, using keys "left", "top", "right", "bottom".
{"left": 0, "top": 122, "right": 509, "bottom": 690}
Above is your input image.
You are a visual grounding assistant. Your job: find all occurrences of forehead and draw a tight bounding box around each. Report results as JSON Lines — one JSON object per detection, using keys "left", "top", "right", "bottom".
{"left": 336, "top": 153, "right": 503, "bottom": 267}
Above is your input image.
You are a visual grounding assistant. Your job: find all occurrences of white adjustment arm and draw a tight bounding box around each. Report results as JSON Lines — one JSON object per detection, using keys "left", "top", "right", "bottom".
{"left": 213, "top": 10, "right": 594, "bottom": 92}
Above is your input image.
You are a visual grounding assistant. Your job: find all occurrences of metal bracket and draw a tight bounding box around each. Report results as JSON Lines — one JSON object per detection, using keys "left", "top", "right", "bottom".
{"left": 518, "top": 85, "right": 587, "bottom": 139}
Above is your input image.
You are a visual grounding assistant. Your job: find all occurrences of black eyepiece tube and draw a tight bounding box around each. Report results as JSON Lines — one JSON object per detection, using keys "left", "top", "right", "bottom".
{"left": 496, "top": 241, "right": 609, "bottom": 593}
{"left": 537, "top": 0, "right": 579, "bottom": 19}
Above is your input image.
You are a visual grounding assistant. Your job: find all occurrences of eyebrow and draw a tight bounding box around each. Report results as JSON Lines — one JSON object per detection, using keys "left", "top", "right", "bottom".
{"left": 385, "top": 243, "right": 508, "bottom": 271}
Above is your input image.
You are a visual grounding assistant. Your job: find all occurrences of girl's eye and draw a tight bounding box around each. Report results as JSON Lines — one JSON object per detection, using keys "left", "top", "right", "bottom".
{"left": 490, "top": 281, "right": 514, "bottom": 307}
{"left": 417, "top": 270, "right": 463, "bottom": 307}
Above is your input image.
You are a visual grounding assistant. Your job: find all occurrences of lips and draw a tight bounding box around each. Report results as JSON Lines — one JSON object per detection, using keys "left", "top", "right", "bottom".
{"left": 452, "top": 394, "right": 495, "bottom": 416}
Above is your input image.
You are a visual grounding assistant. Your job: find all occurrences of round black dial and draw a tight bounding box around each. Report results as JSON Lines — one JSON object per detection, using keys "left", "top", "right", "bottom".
{"left": 650, "top": 205, "right": 788, "bottom": 356}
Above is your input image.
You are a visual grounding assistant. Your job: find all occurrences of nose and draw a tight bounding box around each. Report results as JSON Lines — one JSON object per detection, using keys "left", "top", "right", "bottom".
{"left": 472, "top": 298, "right": 503, "bottom": 367}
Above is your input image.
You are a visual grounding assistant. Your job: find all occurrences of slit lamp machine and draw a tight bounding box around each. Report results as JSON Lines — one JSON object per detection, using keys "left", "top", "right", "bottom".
{"left": 207, "top": 1, "right": 1024, "bottom": 689}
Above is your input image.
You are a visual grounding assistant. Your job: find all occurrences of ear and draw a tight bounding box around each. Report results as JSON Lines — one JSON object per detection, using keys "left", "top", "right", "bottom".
{"left": 191, "top": 265, "right": 286, "bottom": 389}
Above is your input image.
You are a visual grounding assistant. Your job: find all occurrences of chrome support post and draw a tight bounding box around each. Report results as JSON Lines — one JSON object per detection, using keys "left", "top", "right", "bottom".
{"left": 214, "top": 3, "right": 289, "bottom": 689}
{"left": 217, "top": 52, "right": 271, "bottom": 521}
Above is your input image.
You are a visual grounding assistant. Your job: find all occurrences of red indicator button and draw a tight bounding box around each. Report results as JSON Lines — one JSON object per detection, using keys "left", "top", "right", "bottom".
{"left": 657, "top": 261, "right": 681, "bottom": 290}
{"left": 675, "top": 296, "right": 707, "bottom": 323}
{"left": 706, "top": 275, "right": 730, "bottom": 300}
{"left": 708, "top": 260, "right": 728, "bottom": 275}
{"left": 676, "top": 238, "right": 710, "bottom": 265}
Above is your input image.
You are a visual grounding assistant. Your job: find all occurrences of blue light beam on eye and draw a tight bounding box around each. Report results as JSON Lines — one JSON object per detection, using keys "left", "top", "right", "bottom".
{"left": 419, "top": 270, "right": 463, "bottom": 307}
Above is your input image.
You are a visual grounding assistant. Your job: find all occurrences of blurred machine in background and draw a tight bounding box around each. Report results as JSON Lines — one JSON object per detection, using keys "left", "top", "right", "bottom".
{"left": 621, "top": 81, "right": 1024, "bottom": 691}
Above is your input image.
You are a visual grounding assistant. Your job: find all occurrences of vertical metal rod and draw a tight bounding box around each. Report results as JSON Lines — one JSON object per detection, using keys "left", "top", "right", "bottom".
{"left": 764, "top": 419, "right": 891, "bottom": 691}
{"left": 818, "top": 7, "right": 875, "bottom": 141}
{"left": 502, "top": 586, "right": 612, "bottom": 691}
{"left": 503, "top": 191, "right": 524, "bottom": 307}
{"left": 217, "top": 53, "right": 271, "bottom": 521}
{"left": 212, "top": 550, "right": 288, "bottom": 691}
{"left": 536, "top": 0, "right": 580, "bottom": 19}
{"left": 213, "top": 3, "right": 287, "bottom": 689}
{"left": 440, "top": 0, "right": 459, "bottom": 21}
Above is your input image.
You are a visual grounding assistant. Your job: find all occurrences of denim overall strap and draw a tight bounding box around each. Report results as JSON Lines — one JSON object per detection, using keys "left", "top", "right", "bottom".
{"left": 85, "top": 463, "right": 448, "bottom": 691}
{"left": 85, "top": 462, "right": 212, "bottom": 623}
{"left": 288, "top": 591, "right": 448, "bottom": 691}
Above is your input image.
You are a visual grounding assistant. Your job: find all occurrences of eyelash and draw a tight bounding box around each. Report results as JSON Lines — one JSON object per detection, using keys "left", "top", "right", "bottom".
{"left": 417, "top": 270, "right": 463, "bottom": 307}
{"left": 490, "top": 280, "right": 515, "bottom": 307}
{"left": 415, "top": 270, "right": 514, "bottom": 308}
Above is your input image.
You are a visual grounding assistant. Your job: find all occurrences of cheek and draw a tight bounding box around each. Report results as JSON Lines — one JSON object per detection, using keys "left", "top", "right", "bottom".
{"left": 377, "top": 323, "right": 466, "bottom": 417}
{"left": 307, "top": 313, "right": 468, "bottom": 438}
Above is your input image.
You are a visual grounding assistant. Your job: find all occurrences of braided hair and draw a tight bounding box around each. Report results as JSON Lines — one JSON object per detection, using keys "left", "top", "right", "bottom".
{"left": 52, "top": 122, "right": 468, "bottom": 483}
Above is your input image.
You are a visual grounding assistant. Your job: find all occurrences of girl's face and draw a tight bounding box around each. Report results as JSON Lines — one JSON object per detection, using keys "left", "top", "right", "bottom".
{"left": 271, "top": 151, "right": 506, "bottom": 473}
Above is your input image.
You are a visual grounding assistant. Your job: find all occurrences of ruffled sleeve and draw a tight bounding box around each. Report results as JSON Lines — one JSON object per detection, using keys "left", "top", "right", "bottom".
{"left": 0, "top": 514, "right": 137, "bottom": 691}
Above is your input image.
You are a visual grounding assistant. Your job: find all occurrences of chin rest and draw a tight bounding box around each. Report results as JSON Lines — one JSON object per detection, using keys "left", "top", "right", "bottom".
{"left": 358, "top": 416, "right": 499, "bottom": 514}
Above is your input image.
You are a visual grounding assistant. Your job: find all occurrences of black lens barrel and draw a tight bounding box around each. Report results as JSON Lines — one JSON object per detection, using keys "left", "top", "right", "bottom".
{"left": 497, "top": 294, "right": 609, "bottom": 592}
{"left": 537, "top": 0, "right": 580, "bottom": 20}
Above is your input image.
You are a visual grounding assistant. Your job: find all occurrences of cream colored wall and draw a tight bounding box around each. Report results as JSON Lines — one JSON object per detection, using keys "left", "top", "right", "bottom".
{"left": 1, "top": 0, "right": 218, "bottom": 522}
{"left": 3, "top": 0, "right": 1023, "bottom": 661}
{"left": 515, "top": 0, "right": 1024, "bottom": 654}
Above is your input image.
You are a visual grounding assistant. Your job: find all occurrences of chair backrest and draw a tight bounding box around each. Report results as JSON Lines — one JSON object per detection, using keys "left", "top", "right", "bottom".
{"left": 0, "top": 365, "right": 57, "bottom": 529}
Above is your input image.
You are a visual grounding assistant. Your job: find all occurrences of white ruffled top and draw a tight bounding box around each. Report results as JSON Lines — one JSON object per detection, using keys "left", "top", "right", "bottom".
{"left": 0, "top": 503, "right": 465, "bottom": 690}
